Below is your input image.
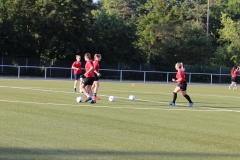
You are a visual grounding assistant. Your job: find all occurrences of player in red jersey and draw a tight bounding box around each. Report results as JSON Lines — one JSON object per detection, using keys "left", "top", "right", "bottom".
{"left": 169, "top": 62, "right": 194, "bottom": 107}
{"left": 229, "top": 66, "right": 240, "bottom": 91}
{"left": 92, "top": 54, "right": 102, "bottom": 100}
{"left": 71, "top": 55, "right": 83, "bottom": 93}
{"left": 80, "top": 53, "right": 96, "bottom": 104}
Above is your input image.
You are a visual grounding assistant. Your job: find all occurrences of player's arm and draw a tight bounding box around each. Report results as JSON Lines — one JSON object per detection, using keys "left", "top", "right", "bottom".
{"left": 172, "top": 78, "right": 182, "bottom": 82}
{"left": 84, "top": 65, "right": 94, "bottom": 76}
{"left": 93, "top": 63, "right": 101, "bottom": 76}
{"left": 72, "top": 64, "right": 79, "bottom": 70}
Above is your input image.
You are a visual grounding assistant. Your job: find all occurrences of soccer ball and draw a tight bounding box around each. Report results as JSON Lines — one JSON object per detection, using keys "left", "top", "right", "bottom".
{"left": 129, "top": 95, "right": 135, "bottom": 101}
{"left": 109, "top": 96, "right": 116, "bottom": 102}
{"left": 76, "top": 96, "right": 83, "bottom": 103}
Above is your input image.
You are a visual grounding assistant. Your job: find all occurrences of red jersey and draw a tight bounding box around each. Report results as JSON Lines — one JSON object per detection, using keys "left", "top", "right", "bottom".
{"left": 232, "top": 69, "right": 238, "bottom": 78}
{"left": 72, "top": 61, "right": 82, "bottom": 74}
{"left": 93, "top": 60, "right": 100, "bottom": 72}
{"left": 176, "top": 69, "right": 186, "bottom": 84}
{"left": 85, "top": 60, "right": 94, "bottom": 77}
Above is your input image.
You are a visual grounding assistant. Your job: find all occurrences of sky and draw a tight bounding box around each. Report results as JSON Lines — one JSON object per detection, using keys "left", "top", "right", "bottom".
{"left": 93, "top": 0, "right": 99, "bottom": 3}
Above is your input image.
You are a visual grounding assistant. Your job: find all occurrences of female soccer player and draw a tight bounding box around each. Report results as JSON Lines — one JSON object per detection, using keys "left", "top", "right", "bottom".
{"left": 80, "top": 53, "right": 96, "bottom": 104}
{"left": 169, "top": 62, "right": 194, "bottom": 107}
{"left": 71, "top": 55, "right": 83, "bottom": 93}
{"left": 229, "top": 66, "right": 240, "bottom": 91}
{"left": 92, "top": 54, "right": 102, "bottom": 100}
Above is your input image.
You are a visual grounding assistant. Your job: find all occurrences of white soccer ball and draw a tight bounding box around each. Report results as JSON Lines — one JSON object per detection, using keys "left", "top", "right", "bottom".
{"left": 129, "top": 95, "right": 135, "bottom": 101}
{"left": 109, "top": 96, "right": 116, "bottom": 102}
{"left": 76, "top": 96, "right": 83, "bottom": 103}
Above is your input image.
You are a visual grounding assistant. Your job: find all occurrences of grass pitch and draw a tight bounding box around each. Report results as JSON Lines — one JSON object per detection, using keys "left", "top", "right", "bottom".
{"left": 0, "top": 78, "right": 239, "bottom": 160}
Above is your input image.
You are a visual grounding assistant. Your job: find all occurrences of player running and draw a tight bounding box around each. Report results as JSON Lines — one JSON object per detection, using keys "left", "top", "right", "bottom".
{"left": 229, "top": 66, "right": 240, "bottom": 91}
{"left": 80, "top": 53, "right": 96, "bottom": 104}
{"left": 92, "top": 54, "right": 102, "bottom": 100}
{"left": 169, "top": 62, "right": 194, "bottom": 107}
{"left": 71, "top": 55, "right": 83, "bottom": 93}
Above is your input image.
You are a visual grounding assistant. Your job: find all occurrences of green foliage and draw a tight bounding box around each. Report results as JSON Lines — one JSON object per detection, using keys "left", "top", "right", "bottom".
{"left": 89, "top": 11, "right": 145, "bottom": 65}
{"left": 214, "top": 13, "right": 240, "bottom": 66}
{"left": 0, "top": 0, "right": 240, "bottom": 69}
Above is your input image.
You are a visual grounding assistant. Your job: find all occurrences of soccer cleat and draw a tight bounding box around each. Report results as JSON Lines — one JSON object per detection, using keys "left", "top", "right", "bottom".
{"left": 85, "top": 97, "right": 92, "bottom": 102}
{"left": 94, "top": 96, "right": 100, "bottom": 100}
{"left": 74, "top": 88, "right": 76, "bottom": 92}
{"left": 79, "top": 89, "right": 83, "bottom": 93}
{"left": 189, "top": 102, "right": 194, "bottom": 107}
{"left": 90, "top": 100, "right": 96, "bottom": 104}
{"left": 169, "top": 102, "right": 175, "bottom": 106}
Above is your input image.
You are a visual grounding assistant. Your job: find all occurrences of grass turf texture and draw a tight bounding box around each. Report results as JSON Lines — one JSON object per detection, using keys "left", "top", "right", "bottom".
{"left": 0, "top": 78, "right": 239, "bottom": 160}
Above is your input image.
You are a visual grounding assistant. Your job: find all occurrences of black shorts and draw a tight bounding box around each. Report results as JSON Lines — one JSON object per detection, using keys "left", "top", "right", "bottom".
{"left": 74, "top": 74, "right": 83, "bottom": 80}
{"left": 177, "top": 81, "right": 187, "bottom": 91}
{"left": 232, "top": 77, "right": 237, "bottom": 82}
{"left": 94, "top": 73, "right": 99, "bottom": 81}
{"left": 83, "top": 77, "right": 94, "bottom": 85}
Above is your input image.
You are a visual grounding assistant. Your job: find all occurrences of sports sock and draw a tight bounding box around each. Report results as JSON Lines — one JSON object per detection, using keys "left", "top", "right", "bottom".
{"left": 94, "top": 93, "right": 97, "bottom": 96}
{"left": 173, "top": 92, "right": 177, "bottom": 103}
{"left": 184, "top": 94, "right": 192, "bottom": 103}
{"left": 85, "top": 93, "right": 90, "bottom": 98}
{"left": 92, "top": 96, "right": 95, "bottom": 100}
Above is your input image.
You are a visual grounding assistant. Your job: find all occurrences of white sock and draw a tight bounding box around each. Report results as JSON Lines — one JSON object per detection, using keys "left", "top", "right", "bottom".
{"left": 92, "top": 96, "right": 95, "bottom": 100}
{"left": 234, "top": 84, "right": 236, "bottom": 88}
{"left": 86, "top": 93, "right": 90, "bottom": 98}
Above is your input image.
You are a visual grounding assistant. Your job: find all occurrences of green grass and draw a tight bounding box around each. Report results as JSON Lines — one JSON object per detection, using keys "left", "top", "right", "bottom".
{"left": 0, "top": 78, "right": 240, "bottom": 160}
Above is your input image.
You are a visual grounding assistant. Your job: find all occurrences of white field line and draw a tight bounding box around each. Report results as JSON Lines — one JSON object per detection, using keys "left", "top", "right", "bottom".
{"left": 1, "top": 86, "right": 240, "bottom": 113}
{"left": 1, "top": 99, "right": 240, "bottom": 113}
{"left": 1, "top": 86, "right": 240, "bottom": 99}
{"left": 100, "top": 89, "right": 240, "bottom": 99}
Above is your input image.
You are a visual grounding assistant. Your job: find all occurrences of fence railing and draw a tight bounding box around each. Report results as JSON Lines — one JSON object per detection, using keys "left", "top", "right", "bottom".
{"left": 0, "top": 65, "right": 232, "bottom": 84}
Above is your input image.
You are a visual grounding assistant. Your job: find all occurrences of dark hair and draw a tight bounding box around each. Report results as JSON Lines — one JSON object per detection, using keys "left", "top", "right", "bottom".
{"left": 84, "top": 53, "right": 91, "bottom": 60}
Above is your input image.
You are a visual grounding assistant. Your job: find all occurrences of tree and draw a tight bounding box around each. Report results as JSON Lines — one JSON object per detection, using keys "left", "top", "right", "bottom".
{"left": 89, "top": 11, "right": 144, "bottom": 65}
{"left": 211, "top": 13, "right": 240, "bottom": 66}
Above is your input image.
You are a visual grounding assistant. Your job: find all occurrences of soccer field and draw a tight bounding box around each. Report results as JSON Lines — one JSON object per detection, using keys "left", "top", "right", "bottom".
{"left": 0, "top": 78, "right": 239, "bottom": 160}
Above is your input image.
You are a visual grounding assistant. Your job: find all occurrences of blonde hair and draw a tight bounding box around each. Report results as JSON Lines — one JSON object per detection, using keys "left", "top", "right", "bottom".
{"left": 94, "top": 54, "right": 101, "bottom": 60}
{"left": 176, "top": 62, "right": 185, "bottom": 71}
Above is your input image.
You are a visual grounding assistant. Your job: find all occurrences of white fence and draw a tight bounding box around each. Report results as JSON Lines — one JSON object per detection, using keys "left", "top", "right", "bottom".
{"left": 0, "top": 65, "right": 232, "bottom": 84}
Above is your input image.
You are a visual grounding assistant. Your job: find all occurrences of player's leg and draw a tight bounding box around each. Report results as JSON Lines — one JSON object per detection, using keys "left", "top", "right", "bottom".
{"left": 93, "top": 81, "right": 100, "bottom": 100}
{"left": 87, "top": 77, "right": 96, "bottom": 103}
{"left": 79, "top": 76, "right": 84, "bottom": 93}
{"left": 81, "top": 78, "right": 91, "bottom": 101}
{"left": 73, "top": 74, "right": 78, "bottom": 92}
{"left": 169, "top": 86, "right": 180, "bottom": 106}
{"left": 180, "top": 82, "right": 193, "bottom": 106}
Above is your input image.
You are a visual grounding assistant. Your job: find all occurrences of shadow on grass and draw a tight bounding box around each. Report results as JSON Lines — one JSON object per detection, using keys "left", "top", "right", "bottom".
{"left": 0, "top": 147, "right": 240, "bottom": 160}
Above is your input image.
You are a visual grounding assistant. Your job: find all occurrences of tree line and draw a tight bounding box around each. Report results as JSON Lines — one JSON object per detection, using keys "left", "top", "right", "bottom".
{"left": 0, "top": 0, "right": 240, "bottom": 70}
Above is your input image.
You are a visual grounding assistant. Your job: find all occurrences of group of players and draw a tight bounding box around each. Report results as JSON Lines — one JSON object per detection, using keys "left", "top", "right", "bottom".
{"left": 71, "top": 53, "right": 101, "bottom": 104}
{"left": 72, "top": 56, "right": 194, "bottom": 106}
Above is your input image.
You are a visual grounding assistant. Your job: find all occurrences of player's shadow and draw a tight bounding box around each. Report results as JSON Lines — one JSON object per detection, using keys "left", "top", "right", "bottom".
{"left": 0, "top": 147, "right": 239, "bottom": 160}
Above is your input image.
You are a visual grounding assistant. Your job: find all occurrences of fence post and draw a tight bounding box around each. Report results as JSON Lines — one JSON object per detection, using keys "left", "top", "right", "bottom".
{"left": 211, "top": 74, "right": 212, "bottom": 85}
{"left": 120, "top": 70, "right": 122, "bottom": 82}
{"left": 26, "top": 58, "right": 28, "bottom": 70}
{"left": 167, "top": 72, "right": 169, "bottom": 83}
{"left": 18, "top": 66, "right": 20, "bottom": 78}
{"left": 189, "top": 73, "right": 191, "bottom": 84}
{"left": 70, "top": 69, "right": 73, "bottom": 80}
{"left": 45, "top": 68, "right": 47, "bottom": 79}
{"left": 144, "top": 71, "right": 146, "bottom": 83}
{"left": 1, "top": 57, "right": 3, "bottom": 74}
